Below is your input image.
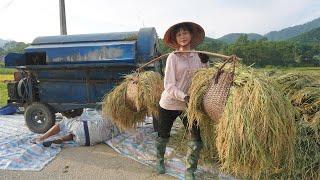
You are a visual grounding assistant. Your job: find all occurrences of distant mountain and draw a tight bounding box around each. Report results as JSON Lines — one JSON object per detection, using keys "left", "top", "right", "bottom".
{"left": 218, "top": 17, "right": 320, "bottom": 43}
{"left": 290, "top": 27, "right": 320, "bottom": 45}
{"left": 197, "top": 37, "right": 226, "bottom": 51}
{"left": 200, "top": 37, "right": 221, "bottom": 46}
{"left": 218, "top": 33, "right": 264, "bottom": 44}
{"left": 0, "top": 38, "right": 8, "bottom": 48}
{"left": 265, "top": 17, "right": 320, "bottom": 41}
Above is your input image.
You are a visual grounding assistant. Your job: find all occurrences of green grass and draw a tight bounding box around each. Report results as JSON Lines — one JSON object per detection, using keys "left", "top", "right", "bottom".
{"left": 0, "top": 63, "right": 13, "bottom": 106}
{"left": 0, "top": 62, "right": 16, "bottom": 74}
{"left": 257, "top": 67, "right": 320, "bottom": 80}
{"left": 0, "top": 68, "right": 16, "bottom": 74}
{"left": 0, "top": 83, "right": 8, "bottom": 107}
{"left": 260, "top": 67, "right": 320, "bottom": 74}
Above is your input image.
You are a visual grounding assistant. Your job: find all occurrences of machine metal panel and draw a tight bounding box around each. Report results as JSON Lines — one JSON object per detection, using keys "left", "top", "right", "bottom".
{"left": 4, "top": 53, "right": 26, "bottom": 67}
{"left": 25, "top": 41, "right": 136, "bottom": 64}
{"left": 31, "top": 31, "right": 138, "bottom": 45}
{"left": 38, "top": 78, "right": 116, "bottom": 104}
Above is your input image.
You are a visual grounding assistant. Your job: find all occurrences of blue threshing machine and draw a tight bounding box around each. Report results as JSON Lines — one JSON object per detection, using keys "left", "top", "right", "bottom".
{"left": 4, "top": 28, "right": 162, "bottom": 133}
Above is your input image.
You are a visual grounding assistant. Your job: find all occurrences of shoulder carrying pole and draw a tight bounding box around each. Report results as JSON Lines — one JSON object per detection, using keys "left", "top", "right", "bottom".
{"left": 136, "top": 51, "right": 238, "bottom": 73}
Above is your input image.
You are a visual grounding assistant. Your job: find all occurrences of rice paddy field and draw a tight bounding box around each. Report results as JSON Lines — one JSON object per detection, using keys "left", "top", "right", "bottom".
{"left": 0, "top": 83, "right": 8, "bottom": 107}
{"left": 0, "top": 64, "right": 15, "bottom": 106}
{"left": 259, "top": 67, "right": 320, "bottom": 82}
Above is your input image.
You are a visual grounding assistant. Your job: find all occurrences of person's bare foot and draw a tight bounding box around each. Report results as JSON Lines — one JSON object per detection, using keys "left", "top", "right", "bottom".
{"left": 31, "top": 136, "right": 45, "bottom": 144}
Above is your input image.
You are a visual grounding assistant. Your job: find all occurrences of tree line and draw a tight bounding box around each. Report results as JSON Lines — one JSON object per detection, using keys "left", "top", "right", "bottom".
{"left": 0, "top": 41, "right": 28, "bottom": 57}
{"left": 158, "top": 34, "right": 320, "bottom": 67}
{"left": 1, "top": 36, "right": 319, "bottom": 67}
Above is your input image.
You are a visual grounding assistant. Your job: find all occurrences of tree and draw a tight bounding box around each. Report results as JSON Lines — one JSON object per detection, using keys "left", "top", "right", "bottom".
{"left": 235, "top": 34, "right": 249, "bottom": 45}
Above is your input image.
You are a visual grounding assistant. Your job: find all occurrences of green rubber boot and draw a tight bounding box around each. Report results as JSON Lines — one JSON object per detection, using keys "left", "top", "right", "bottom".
{"left": 185, "top": 141, "right": 202, "bottom": 180}
{"left": 155, "top": 136, "right": 169, "bottom": 174}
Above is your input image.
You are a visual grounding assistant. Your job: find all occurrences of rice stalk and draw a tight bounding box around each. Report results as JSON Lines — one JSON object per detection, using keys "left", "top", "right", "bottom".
{"left": 291, "top": 85, "right": 320, "bottom": 116}
{"left": 216, "top": 76, "right": 296, "bottom": 178}
{"left": 187, "top": 63, "right": 257, "bottom": 165}
{"left": 291, "top": 118, "right": 320, "bottom": 180}
{"left": 102, "top": 81, "right": 147, "bottom": 130}
{"left": 276, "top": 73, "right": 316, "bottom": 97}
{"left": 102, "top": 71, "right": 163, "bottom": 130}
{"left": 187, "top": 66, "right": 317, "bottom": 178}
{"left": 136, "top": 71, "right": 163, "bottom": 118}
{"left": 273, "top": 73, "right": 320, "bottom": 179}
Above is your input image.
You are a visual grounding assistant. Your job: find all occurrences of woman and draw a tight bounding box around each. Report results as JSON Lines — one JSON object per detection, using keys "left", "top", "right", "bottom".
{"left": 156, "top": 22, "right": 208, "bottom": 180}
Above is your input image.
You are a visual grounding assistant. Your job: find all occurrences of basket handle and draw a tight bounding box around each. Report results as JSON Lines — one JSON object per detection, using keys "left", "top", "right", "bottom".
{"left": 214, "top": 55, "right": 238, "bottom": 84}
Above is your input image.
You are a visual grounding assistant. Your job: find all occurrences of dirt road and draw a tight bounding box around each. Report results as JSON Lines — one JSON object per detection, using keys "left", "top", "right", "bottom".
{"left": 0, "top": 144, "right": 175, "bottom": 180}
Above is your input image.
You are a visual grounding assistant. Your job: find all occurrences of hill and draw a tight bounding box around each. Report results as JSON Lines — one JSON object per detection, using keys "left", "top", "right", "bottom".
{"left": 218, "top": 17, "right": 320, "bottom": 43}
{"left": 265, "top": 17, "right": 320, "bottom": 41}
{"left": 290, "top": 27, "right": 320, "bottom": 45}
{"left": 218, "top": 33, "right": 264, "bottom": 44}
{"left": 0, "top": 39, "right": 8, "bottom": 48}
{"left": 197, "top": 37, "right": 226, "bottom": 51}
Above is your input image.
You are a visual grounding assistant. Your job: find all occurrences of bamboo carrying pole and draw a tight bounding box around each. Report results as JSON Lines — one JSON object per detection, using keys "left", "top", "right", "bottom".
{"left": 136, "top": 51, "right": 236, "bottom": 72}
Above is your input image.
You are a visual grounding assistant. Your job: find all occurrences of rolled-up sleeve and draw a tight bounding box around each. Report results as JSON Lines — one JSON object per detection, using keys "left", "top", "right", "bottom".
{"left": 164, "top": 54, "right": 187, "bottom": 102}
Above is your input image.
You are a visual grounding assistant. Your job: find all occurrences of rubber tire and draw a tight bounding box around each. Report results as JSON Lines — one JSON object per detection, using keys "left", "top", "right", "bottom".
{"left": 62, "top": 108, "right": 83, "bottom": 118}
{"left": 25, "top": 102, "right": 55, "bottom": 134}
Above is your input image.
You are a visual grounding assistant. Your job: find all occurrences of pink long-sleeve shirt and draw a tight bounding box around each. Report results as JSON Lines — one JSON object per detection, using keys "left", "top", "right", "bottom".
{"left": 159, "top": 51, "right": 208, "bottom": 111}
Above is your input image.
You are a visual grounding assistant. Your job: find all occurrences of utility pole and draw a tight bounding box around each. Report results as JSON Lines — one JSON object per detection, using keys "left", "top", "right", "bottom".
{"left": 59, "top": 0, "right": 67, "bottom": 35}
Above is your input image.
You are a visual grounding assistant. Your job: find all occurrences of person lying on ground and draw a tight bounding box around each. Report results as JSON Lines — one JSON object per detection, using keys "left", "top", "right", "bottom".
{"left": 32, "top": 108, "right": 119, "bottom": 147}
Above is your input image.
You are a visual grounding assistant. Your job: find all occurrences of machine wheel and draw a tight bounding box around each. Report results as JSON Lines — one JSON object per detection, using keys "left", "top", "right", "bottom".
{"left": 25, "top": 102, "right": 55, "bottom": 134}
{"left": 62, "top": 108, "right": 83, "bottom": 118}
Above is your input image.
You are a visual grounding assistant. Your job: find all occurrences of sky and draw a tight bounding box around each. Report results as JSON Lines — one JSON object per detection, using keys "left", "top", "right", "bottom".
{"left": 0, "top": 0, "right": 320, "bottom": 42}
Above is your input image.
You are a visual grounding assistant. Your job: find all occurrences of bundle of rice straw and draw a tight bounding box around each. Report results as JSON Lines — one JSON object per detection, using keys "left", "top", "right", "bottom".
{"left": 272, "top": 73, "right": 320, "bottom": 179}
{"left": 187, "top": 63, "right": 258, "bottom": 165}
{"left": 188, "top": 65, "right": 319, "bottom": 178}
{"left": 275, "top": 73, "right": 316, "bottom": 97}
{"left": 292, "top": 117, "right": 320, "bottom": 180}
{"left": 186, "top": 66, "right": 218, "bottom": 162}
{"left": 187, "top": 64, "right": 297, "bottom": 178}
{"left": 102, "top": 71, "right": 163, "bottom": 130}
{"left": 187, "top": 63, "right": 250, "bottom": 128}
{"left": 291, "top": 85, "right": 320, "bottom": 120}
{"left": 187, "top": 67, "right": 217, "bottom": 127}
{"left": 215, "top": 75, "right": 296, "bottom": 178}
